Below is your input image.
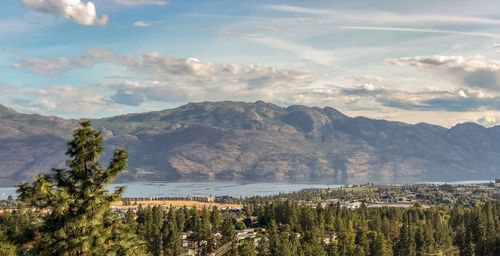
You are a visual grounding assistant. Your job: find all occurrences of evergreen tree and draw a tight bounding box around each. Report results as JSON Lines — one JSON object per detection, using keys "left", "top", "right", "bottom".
{"left": 354, "top": 221, "right": 370, "bottom": 256}
{"left": 187, "top": 207, "right": 199, "bottom": 233}
{"left": 3, "top": 157, "right": 499, "bottom": 256}
{"left": 125, "top": 208, "right": 137, "bottom": 232}
{"left": 394, "top": 216, "right": 416, "bottom": 256}
{"left": 414, "top": 224, "right": 425, "bottom": 254}
{"left": 273, "top": 225, "right": 294, "bottom": 256}
{"left": 176, "top": 207, "right": 187, "bottom": 232}
{"left": 210, "top": 206, "right": 222, "bottom": 232}
{"left": 371, "top": 232, "right": 391, "bottom": 256}
{"left": 461, "top": 228, "right": 474, "bottom": 256}
{"left": 0, "top": 242, "right": 16, "bottom": 256}
{"left": 221, "top": 216, "right": 236, "bottom": 244}
{"left": 0, "top": 207, "right": 38, "bottom": 248}
{"left": 0, "top": 230, "right": 16, "bottom": 256}
{"left": 238, "top": 238, "right": 257, "bottom": 256}
{"left": 149, "top": 206, "right": 164, "bottom": 256}
{"left": 256, "top": 237, "right": 271, "bottom": 256}
{"left": 327, "top": 241, "right": 339, "bottom": 256}
{"left": 267, "top": 220, "right": 281, "bottom": 256}
{"left": 16, "top": 121, "right": 145, "bottom": 255}
{"left": 337, "top": 220, "right": 356, "bottom": 256}
{"left": 199, "top": 207, "right": 215, "bottom": 254}
{"left": 164, "top": 208, "right": 182, "bottom": 256}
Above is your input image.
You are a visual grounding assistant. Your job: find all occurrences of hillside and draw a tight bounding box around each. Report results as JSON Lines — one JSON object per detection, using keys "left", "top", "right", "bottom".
{"left": 0, "top": 101, "right": 499, "bottom": 186}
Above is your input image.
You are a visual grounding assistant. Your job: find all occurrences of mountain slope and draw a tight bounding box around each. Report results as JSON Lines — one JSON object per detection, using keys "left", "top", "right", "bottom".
{"left": 0, "top": 101, "right": 498, "bottom": 186}
{"left": 0, "top": 105, "right": 78, "bottom": 185}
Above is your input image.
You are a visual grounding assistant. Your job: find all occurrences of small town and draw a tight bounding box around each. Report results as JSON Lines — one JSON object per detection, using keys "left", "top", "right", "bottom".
{"left": 91, "top": 180, "right": 499, "bottom": 255}
{"left": 1, "top": 179, "right": 498, "bottom": 255}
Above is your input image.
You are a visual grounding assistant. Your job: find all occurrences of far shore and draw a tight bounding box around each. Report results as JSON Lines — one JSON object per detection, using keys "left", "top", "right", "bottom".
{"left": 112, "top": 200, "right": 242, "bottom": 209}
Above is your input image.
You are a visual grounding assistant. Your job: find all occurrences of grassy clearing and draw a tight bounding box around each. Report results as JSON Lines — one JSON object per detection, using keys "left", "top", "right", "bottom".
{"left": 112, "top": 200, "right": 241, "bottom": 209}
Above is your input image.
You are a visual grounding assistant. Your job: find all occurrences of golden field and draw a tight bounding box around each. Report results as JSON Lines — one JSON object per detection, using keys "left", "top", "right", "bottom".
{"left": 112, "top": 200, "right": 241, "bottom": 209}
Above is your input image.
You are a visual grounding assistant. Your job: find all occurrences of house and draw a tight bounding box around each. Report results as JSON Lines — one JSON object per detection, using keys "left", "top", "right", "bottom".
{"left": 190, "top": 195, "right": 215, "bottom": 202}
{"left": 495, "top": 179, "right": 500, "bottom": 188}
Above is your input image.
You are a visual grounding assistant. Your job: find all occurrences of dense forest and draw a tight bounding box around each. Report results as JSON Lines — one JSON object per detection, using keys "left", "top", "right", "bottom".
{"left": 1, "top": 198, "right": 499, "bottom": 255}
{"left": 125, "top": 200, "right": 500, "bottom": 256}
{"left": 0, "top": 122, "right": 498, "bottom": 255}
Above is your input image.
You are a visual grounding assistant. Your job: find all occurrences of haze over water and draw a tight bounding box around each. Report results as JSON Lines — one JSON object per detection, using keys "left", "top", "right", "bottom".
{"left": 0, "top": 179, "right": 492, "bottom": 200}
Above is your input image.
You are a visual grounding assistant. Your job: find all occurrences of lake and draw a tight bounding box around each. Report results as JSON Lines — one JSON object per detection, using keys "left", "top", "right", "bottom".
{"left": 0, "top": 179, "right": 492, "bottom": 200}
{"left": 0, "top": 181, "right": 341, "bottom": 200}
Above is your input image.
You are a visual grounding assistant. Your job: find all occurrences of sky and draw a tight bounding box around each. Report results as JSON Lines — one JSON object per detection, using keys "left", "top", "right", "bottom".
{"left": 1, "top": 0, "right": 500, "bottom": 127}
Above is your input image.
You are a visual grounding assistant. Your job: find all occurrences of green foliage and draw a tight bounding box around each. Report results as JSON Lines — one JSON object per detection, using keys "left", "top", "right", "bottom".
{"left": 0, "top": 129, "right": 498, "bottom": 256}
{"left": 136, "top": 205, "right": 163, "bottom": 255}
{"left": 14, "top": 121, "right": 146, "bottom": 255}
{"left": 3, "top": 195, "right": 497, "bottom": 256}
{"left": 210, "top": 206, "right": 222, "bottom": 232}
{"left": 0, "top": 242, "right": 16, "bottom": 256}
{"left": 0, "top": 230, "right": 16, "bottom": 256}
{"left": 221, "top": 216, "right": 236, "bottom": 243}
{"left": 238, "top": 238, "right": 257, "bottom": 256}
{"left": 163, "top": 208, "right": 181, "bottom": 256}
{"left": 248, "top": 199, "right": 498, "bottom": 256}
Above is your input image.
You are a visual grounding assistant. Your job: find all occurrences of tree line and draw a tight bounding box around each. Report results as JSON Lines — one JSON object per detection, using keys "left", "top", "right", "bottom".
{"left": 0, "top": 122, "right": 498, "bottom": 255}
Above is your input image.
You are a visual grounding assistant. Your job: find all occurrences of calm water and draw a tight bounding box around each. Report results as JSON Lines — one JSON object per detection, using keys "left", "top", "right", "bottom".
{"left": 0, "top": 181, "right": 341, "bottom": 200}
{"left": 0, "top": 180, "right": 493, "bottom": 200}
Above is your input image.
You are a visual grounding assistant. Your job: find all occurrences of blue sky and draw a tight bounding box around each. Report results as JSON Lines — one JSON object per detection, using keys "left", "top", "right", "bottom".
{"left": 1, "top": 0, "right": 500, "bottom": 127}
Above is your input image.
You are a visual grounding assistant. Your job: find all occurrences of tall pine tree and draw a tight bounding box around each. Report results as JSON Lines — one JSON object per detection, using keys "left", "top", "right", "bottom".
{"left": 17, "top": 121, "right": 145, "bottom": 255}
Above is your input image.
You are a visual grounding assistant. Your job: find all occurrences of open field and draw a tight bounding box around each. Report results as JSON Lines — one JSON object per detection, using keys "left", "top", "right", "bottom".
{"left": 112, "top": 200, "right": 241, "bottom": 209}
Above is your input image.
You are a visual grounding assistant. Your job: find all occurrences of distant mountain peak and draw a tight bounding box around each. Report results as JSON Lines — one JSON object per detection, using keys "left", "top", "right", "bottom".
{"left": 450, "top": 122, "right": 486, "bottom": 131}
{"left": 323, "top": 106, "right": 349, "bottom": 120}
{"left": 0, "top": 104, "right": 17, "bottom": 115}
{"left": 1, "top": 100, "right": 499, "bottom": 185}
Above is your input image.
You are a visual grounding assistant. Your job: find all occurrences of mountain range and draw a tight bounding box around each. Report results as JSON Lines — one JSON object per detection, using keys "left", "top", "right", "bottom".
{"left": 0, "top": 101, "right": 499, "bottom": 186}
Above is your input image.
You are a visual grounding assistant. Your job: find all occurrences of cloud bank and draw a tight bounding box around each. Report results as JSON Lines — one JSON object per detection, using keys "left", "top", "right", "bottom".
{"left": 12, "top": 48, "right": 130, "bottom": 75}
{"left": 10, "top": 49, "right": 500, "bottom": 126}
{"left": 392, "top": 55, "right": 500, "bottom": 89}
{"left": 11, "top": 49, "right": 311, "bottom": 107}
{"left": 339, "top": 84, "right": 500, "bottom": 112}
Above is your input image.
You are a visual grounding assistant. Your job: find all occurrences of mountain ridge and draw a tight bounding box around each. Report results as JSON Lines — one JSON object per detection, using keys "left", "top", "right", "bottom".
{"left": 0, "top": 101, "right": 499, "bottom": 186}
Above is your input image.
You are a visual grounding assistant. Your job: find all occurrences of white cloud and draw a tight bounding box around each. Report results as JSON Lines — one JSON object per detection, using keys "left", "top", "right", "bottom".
{"left": 392, "top": 55, "right": 500, "bottom": 89}
{"left": 260, "top": 4, "right": 500, "bottom": 41}
{"left": 458, "top": 89, "right": 468, "bottom": 98}
{"left": 264, "top": 4, "right": 500, "bottom": 26}
{"left": 492, "top": 44, "right": 500, "bottom": 53}
{"left": 114, "top": 0, "right": 168, "bottom": 5}
{"left": 2, "top": 84, "right": 112, "bottom": 117}
{"left": 12, "top": 49, "right": 313, "bottom": 107}
{"left": 108, "top": 52, "right": 312, "bottom": 106}
{"left": 109, "top": 80, "right": 205, "bottom": 106}
{"left": 338, "top": 84, "right": 500, "bottom": 112}
{"left": 15, "top": 49, "right": 500, "bottom": 126}
{"left": 392, "top": 55, "right": 500, "bottom": 72}
{"left": 21, "top": 0, "right": 108, "bottom": 26}
{"left": 351, "top": 75, "right": 383, "bottom": 83}
{"left": 477, "top": 116, "right": 500, "bottom": 127}
{"left": 133, "top": 21, "right": 151, "bottom": 27}
{"left": 360, "top": 83, "right": 376, "bottom": 91}
{"left": 338, "top": 26, "right": 500, "bottom": 39}
{"left": 13, "top": 56, "right": 71, "bottom": 76}
{"left": 13, "top": 48, "right": 132, "bottom": 75}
